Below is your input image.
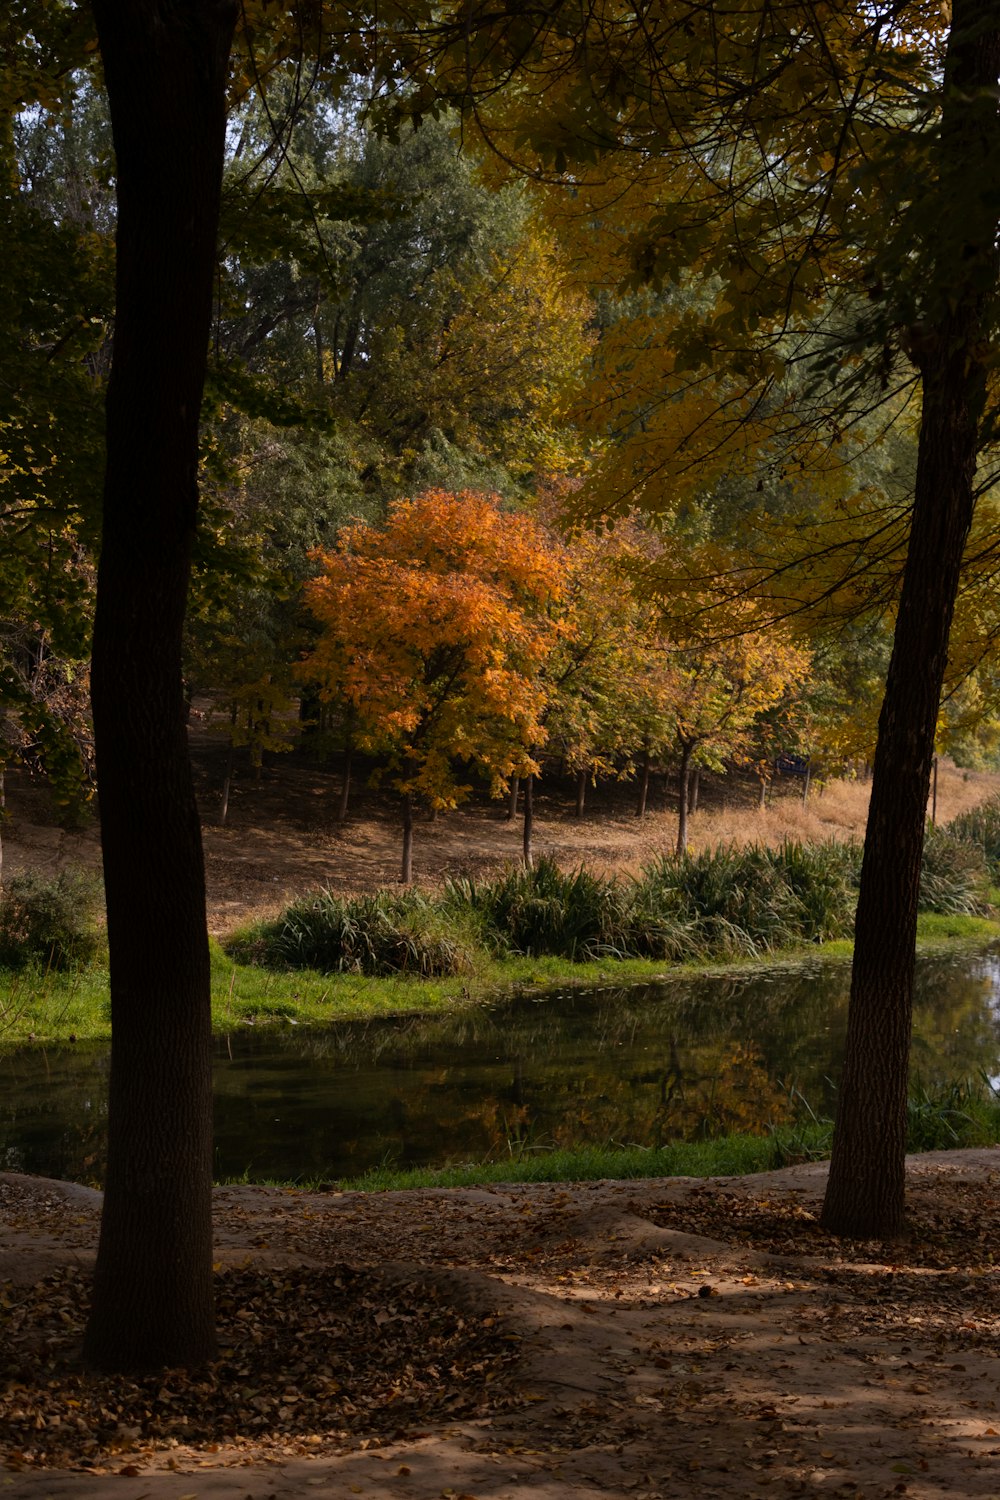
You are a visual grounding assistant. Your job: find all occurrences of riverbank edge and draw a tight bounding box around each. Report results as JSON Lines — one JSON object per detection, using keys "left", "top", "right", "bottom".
{"left": 1, "top": 911, "right": 997, "bottom": 1051}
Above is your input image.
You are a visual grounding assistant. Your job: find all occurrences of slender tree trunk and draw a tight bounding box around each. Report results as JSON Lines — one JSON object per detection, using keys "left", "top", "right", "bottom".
{"left": 83, "top": 0, "right": 238, "bottom": 1372}
{"left": 636, "top": 745, "right": 651, "bottom": 818}
{"left": 822, "top": 0, "right": 1000, "bottom": 1240}
{"left": 689, "top": 764, "right": 700, "bottom": 815}
{"left": 758, "top": 773, "right": 767, "bottom": 812}
{"left": 675, "top": 743, "right": 693, "bottom": 856}
{"left": 401, "top": 792, "right": 414, "bottom": 884}
{"left": 801, "top": 763, "right": 811, "bottom": 804}
{"left": 507, "top": 774, "right": 519, "bottom": 821}
{"left": 575, "top": 767, "right": 587, "bottom": 818}
{"left": 337, "top": 738, "right": 353, "bottom": 824}
{"left": 522, "top": 774, "right": 534, "bottom": 869}
{"left": 219, "top": 744, "right": 234, "bottom": 828}
{"left": 219, "top": 702, "right": 237, "bottom": 826}
{"left": 931, "top": 755, "right": 939, "bottom": 827}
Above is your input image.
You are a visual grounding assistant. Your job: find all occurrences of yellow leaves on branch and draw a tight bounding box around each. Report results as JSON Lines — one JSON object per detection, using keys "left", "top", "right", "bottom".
{"left": 302, "top": 489, "right": 565, "bottom": 806}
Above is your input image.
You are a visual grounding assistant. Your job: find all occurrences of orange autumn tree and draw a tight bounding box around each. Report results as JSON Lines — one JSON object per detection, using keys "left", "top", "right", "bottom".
{"left": 302, "top": 489, "right": 565, "bottom": 882}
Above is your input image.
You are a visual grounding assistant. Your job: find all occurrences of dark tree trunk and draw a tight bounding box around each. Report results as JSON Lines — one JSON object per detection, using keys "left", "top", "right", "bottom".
{"left": 636, "top": 745, "right": 650, "bottom": 819}
{"left": 801, "top": 762, "right": 811, "bottom": 804}
{"left": 83, "top": 0, "right": 238, "bottom": 1372}
{"left": 337, "top": 739, "right": 353, "bottom": 824}
{"left": 575, "top": 767, "right": 587, "bottom": 818}
{"left": 507, "top": 774, "right": 519, "bottom": 821}
{"left": 688, "top": 764, "right": 700, "bottom": 815}
{"left": 821, "top": 0, "right": 1000, "bottom": 1240}
{"left": 522, "top": 774, "right": 534, "bottom": 868}
{"left": 401, "top": 792, "right": 414, "bottom": 884}
{"left": 675, "top": 742, "right": 694, "bottom": 856}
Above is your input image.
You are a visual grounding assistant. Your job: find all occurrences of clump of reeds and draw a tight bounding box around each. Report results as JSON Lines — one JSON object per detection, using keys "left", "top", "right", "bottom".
{"left": 945, "top": 794, "right": 1000, "bottom": 884}
{"left": 227, "top": 887, "right": 478, "bottom": 978}
{"left": 227, "top": 830, "right": 991, "bottom": 977}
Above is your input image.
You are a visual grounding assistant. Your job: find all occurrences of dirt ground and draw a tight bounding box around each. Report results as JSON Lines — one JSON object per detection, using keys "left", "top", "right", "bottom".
{"left": 3, "top": 723, "right": 999, "bottom": 937}
{"left": 4, "top": 1153, "right": 1000, "bottom": 1499}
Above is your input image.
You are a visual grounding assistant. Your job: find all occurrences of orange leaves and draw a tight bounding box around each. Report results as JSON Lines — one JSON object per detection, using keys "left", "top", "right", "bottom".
{"left": 302, "top": 490, "right": 565, "bottom": 806}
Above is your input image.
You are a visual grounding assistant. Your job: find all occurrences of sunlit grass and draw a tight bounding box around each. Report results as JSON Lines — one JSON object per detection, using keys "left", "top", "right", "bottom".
{"left": 0, "top": 912, "right": 997, "bottom": 1050}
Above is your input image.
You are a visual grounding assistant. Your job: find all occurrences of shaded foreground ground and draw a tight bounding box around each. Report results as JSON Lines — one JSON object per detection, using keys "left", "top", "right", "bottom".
{"left": 3, "top": 1152, "right": 1000, "bottom": 1497}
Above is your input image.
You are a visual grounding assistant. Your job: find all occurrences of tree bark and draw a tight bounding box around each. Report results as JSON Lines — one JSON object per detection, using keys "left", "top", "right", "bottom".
{"left": 675, "top": 742, "right": 693, "bottom": 856}
{"left": 636, "top": 745, "right": 650, "bottom": 819}
{"left": 688, "top": 763, "right": 700, "bottom": 815}
{"left": 522, "top": 774, "right": 534, "bottom": 868}
{"left": 575, "top": 767, "right": 587, "bottom": 818}
{"left": 821, "top": 0, "right": 1000, "bottom": 1239}
{"left": 83, "top": 0, "right": 238, "bottom": 1372}
{"left": 401, "top": 792, "right": 414, "bottom": 884}
{"left": 507, "top": 774, "right": 519, "bottom": 821}
{"left": 337, "top": 739, "right": 353, "bottom": 824}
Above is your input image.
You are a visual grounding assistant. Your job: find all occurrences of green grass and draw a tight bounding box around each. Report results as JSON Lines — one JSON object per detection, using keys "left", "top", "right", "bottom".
{"left": 217, "top": 1073, "right": 1000, "bottom": 1194}
{"left": 0, "top": 911, "right": 997, "bottom": 1049}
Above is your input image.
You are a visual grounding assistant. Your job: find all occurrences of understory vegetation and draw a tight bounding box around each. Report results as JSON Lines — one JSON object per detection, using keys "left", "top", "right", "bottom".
{"left": 229, "top": 826, "right": 994, "bottom": 979}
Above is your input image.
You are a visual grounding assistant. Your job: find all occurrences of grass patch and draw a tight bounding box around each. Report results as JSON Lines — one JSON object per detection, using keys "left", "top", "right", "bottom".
{"left": 0, "top": 910, "right": 996, "bottom": 1049}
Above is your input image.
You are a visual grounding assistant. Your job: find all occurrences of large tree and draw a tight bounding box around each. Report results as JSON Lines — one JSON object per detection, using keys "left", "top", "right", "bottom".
{"left": 83, "top": 0, "right": 239, "bottom": 1371}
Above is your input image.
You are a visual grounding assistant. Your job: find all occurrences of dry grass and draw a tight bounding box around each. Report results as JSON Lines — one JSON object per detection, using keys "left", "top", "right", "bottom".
{"left": 686, "top": 758, "right": 1000, "bottom": 853}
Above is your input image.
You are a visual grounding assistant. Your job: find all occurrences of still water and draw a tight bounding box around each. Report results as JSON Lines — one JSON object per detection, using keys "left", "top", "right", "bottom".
{"left": 3, "top": 949, "right": 1000, "bottom": 1185}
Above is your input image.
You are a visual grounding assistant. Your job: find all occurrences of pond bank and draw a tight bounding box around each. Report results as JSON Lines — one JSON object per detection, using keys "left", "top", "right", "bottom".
{"left": 1, "top": 911, "right": 997, "bottom": 1049}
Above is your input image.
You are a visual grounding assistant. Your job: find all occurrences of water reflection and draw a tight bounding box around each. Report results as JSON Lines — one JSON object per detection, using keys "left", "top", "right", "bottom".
{"left": 3, "top": 949, "right": 1000, "bottom": 1186}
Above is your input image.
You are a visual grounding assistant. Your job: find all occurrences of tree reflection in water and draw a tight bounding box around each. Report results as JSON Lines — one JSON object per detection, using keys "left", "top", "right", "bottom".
{"left": 2, "top": 950, "right": 999, "bottom": 1185}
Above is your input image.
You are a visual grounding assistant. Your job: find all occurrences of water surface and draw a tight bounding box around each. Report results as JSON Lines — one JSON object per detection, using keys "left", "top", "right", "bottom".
{"left": 3, "top": 949, "right": 999, "bottom": 1184}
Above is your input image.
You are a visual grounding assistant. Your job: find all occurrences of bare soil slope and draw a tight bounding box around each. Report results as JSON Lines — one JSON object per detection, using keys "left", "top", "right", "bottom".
{"left": 3, "top": 730, "right": 998, "bottom": 935}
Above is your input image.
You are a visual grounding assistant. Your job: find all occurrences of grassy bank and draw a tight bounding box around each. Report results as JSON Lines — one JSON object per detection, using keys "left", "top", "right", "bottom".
{"left": 224, "top": 1071, "right": 1000, "bottom": 1193}
{"left": 1, "top": 827, "right": 999, "bottom": 1048}
{"left": 0, "top": 909, "right": 997, "bottom": 1050}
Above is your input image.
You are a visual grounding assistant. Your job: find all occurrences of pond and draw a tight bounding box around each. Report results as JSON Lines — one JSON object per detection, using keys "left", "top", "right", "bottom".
{"left": 3, "top": 948, "right": 1000, "bottom": 1186}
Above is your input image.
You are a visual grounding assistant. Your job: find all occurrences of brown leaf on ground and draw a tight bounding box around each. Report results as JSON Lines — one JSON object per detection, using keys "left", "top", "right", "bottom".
{"left": 5, "top": 1152, "right": 1000, "bottom": 1498}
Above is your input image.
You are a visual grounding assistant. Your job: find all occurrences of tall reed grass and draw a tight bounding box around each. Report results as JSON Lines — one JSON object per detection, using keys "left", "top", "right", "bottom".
{"left": 230, "top": 832, "right": 992, "bottom": 977}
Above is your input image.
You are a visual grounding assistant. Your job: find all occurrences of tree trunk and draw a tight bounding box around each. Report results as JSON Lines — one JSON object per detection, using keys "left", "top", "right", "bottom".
{"left": 636, "top": 746, "right": 650, "bottom": 819}
{"left": 675, "top": 742, "right": 693, "bottom": 856}
{"left": 931, "top": 755, "right": 939, "bottom": 827}
{"left": 337, "top": 739, "right": 353, "bottom": 824}
{"left": 507, "top": 775, "right": 519, "bottom": 821}
{"left": 522, "top": 774, "right": 534, "bottom": 869}
{"left": 821, "top": 0, "right": 1000, "bottom": 1240}
{"left": 575, "top": 767, "right": 587, "bottom": 818}
{"left": 801, "top": 762, "right": 811, "bottom": 804}
{"left": 219, "top": 743, "right": 234, "bottom": 828}
{"left": 83, "top": 0, "right": 237, "bottom": 1373}
{"left": 401, "top": 792, "right": 414, "bottom": 884}
{"left": 758, "top": 773, "right": 767, "bottom": 812}
{"left": 689, "top": 764, "right": 700, "bottom": 815}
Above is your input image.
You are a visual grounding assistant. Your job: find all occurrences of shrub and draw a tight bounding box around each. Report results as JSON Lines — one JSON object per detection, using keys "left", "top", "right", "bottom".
{"left": 0, "top": 870, "right": 105, "bottom": 971}
{"left": 228, "top": 888, "right": 477, "bottom": 978}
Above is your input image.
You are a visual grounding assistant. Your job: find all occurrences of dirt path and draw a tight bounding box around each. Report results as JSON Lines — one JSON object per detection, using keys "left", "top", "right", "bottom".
{"left": 4, "top": 1152, "right": 1000, "bottom": 1498}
